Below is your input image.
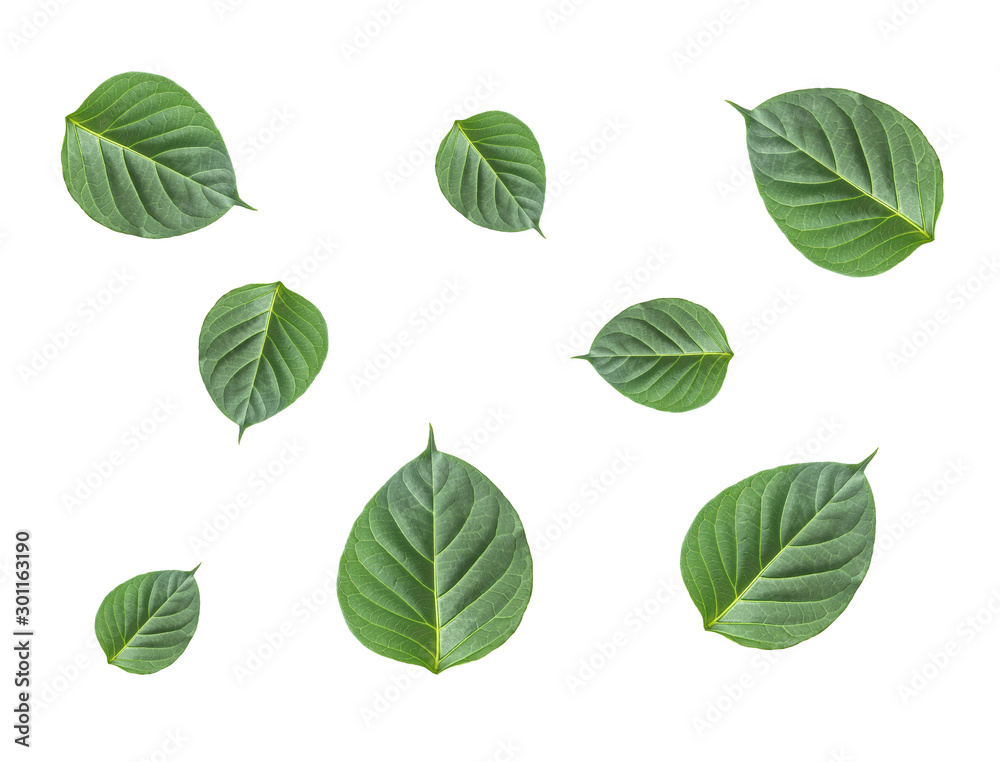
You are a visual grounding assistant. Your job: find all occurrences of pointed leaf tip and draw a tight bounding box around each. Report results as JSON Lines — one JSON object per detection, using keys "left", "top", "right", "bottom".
{"left": 427, "top": 424, "right": 437, "bottom": 453}
{"left": 857, "top": 449, "right": 878, "bottom": 471}
{"left": 189, "top": 563, "right": 202, "bottom": 575}
{"left": 726, "top": 100, "right": 752, "bottom": 118}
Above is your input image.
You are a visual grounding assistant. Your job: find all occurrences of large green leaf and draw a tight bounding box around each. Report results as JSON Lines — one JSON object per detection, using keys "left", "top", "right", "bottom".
{"left": 575, "top": 298, "right": 733, "bottom": 412}
{"left": 198, "top": 282, "right": 328, "bottom": 442}
{"left": 680, "top": 453, "right": 877, "bottom": 649}
{"left": 62, "top": 71, "right": 253, "bottom": 238}
{"left": 94, "top": 566, "right": 201, "bottom": 675}
{"left": 732, "top": 88, "right": 943, "bottom": 276}
{"left": 337, "top": 427, "right": 533, "bottom": 673}
{"left": 435, "top": 110, "right": 546, "bottom": 236}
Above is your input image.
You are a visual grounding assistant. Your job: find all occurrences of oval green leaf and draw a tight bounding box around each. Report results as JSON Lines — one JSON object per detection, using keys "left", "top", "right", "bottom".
{"left": 62, "top": 71, "right": 253, "bottom": 238}
{"left": 435, "top": 110, "right": 546, "bottom": 236}
{"left": 337, "top": 427, "right": 533, "bottom": 673}
{"left": 94, "top": 566, "right": 201, "bottom": 674}
{"left": 680, "top": 453, "right": 877, "bottom": 649}
{"left": 198, "top": 282, "right": 328, "bottom": 442}
{"left": 731, "top": 88, "right": 943, "bottom": 276}
{"left": 575, "top": 298, "right": 733, "bottom": 412}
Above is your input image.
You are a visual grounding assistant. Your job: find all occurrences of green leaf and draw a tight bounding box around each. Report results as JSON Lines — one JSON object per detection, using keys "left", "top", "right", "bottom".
{"left": 435, "top": 110, "right": 546, "bottom": 236}
{"left": 731, "top": 88, "right": 943, "bottom": 276}
{"left": 94, "top": 566, "right": 201, "bottom": 674}
{"left": 575, "top": 298, "right": 733, "bottom": 412}
{"left": 198, "top": 282, "right": 328, "bottom": 442}
{"left": 62, "top": 71, "right": 253, "bottom": 239}
{"left": 680, "top": 452, "right": 877, "bottom": 649}
{"left": 337, "top": 427, "right": 533, "bottom": 673}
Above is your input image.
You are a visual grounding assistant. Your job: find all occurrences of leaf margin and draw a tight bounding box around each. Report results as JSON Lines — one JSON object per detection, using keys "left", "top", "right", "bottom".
{"left": 94, "top": 564, "right": 201, "bottom": 675}
{"left": 336, "top": 425, "right": 534, "bottom": 674}
{"left": 435, "top": 109, "right": 547, "bottom": 237}
{"left": 680, "top": 450, "right": 878, "bottom": 650}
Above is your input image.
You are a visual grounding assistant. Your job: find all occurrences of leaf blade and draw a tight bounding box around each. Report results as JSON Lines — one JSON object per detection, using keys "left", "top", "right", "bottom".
{"left": 62, "top": 71, "right": 252, "bottom": 238}
{"left": 94, "top": 567, "right": 201, "bottom": 675}
{"left": 577, "top": 298, "right": 733, "bottom": 412}
{"left": 734, "top": 88, "right": 943, "bottom": 276}
{"left": 198, "top": 282, "right": 328, "bottom": 442}
{"left": 680, "top": 454, "right": 877, "bottom": 649}
{"left": 435, "top": 110, "right": 546, "bottom": 235}
{"left": 337, "top": 428, "right": 533, "bottom": 673}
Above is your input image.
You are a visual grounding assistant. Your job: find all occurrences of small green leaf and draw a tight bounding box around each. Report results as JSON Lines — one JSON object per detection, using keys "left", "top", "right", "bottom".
{"left": 732, "top": 88, "right": 943, "bottom": 276}
{"left": 338, "top": 427, "right": 533, "bottom": 673}
{"left": 680, "top": 453, "right": 877, "bottom": 649}
{"left": 198, "top": 282, "right": 328, "bottom": 442}
{"left": 62, "top": 71, "right": 253, "bottom": 238}
{"left": 435, "top": 110, "right": 546, "bottom": 235}
{"left": 94, "top": 566, "right": 201, "bottom": 674}
{"left": 576, "top": 298, "right": 733, "bottom": 412}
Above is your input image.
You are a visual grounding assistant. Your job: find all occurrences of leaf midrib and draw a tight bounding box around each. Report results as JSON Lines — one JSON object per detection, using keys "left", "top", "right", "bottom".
{"left": 239, "top": 285, "right": 280, "bottom": 439}
{"left": 429, "top": 447, "right": 441, "bottom": 673}
{"left": 67, "top": 117, "right": 239, "bottom": 205}
{"left": 587, "top": 352, "right": 733, "bottom": 357}
{"left": 705, "top": 466, "right": 862, "bottom": 629}
{"left": 742, "top": 106, "right": 933, "bottom": 240}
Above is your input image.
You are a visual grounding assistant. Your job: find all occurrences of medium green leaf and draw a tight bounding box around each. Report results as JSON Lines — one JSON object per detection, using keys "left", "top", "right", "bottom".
{"left": 198, "top": 282, "right": 328, "bottom": 442}
{"left": 94, "top": 566, "right": 201, "bottom": 675}
{"left": 337, "top": 427, "right": 533, "bottom": 673}
{"left": 680, "top": 453, "right": 877, "bottom": 649}
{"left": 732, "top": 88, "right": 943, "bottom": 276}
{"left": 435, "top": 110, "right": 546, "bottom": 236}
{"left": 62, "top": 71, "right": 253, "bottom": 238}
{"left": 575, "top": 298, "right": 733, "bottom": 412}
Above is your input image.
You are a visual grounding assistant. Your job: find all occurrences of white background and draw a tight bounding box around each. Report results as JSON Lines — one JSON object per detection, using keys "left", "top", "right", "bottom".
{"left": 2, "top": 0, "right": 997, "bottom": 758}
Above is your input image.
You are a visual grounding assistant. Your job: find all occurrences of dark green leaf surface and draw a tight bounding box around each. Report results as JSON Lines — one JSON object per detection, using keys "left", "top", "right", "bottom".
{"left": 732, "top": 88, "right": 943, "bottom": 276}
{"left": 94, "top": 567, "right": 200, "bottom": 675}
{"left": 198, "top": 282, "right": 328, "bottom": 442}
{"left": 576, "top": 298, "right": 733, "bottom": 412}
{"left": 680, "top": 453, "right": 877, "bottom": 649}
{"left": 62, "top": 71, "right": 253, "bottom": 238}
{"left": 435, "top": 110, "right": 546, "bottom": 235}
{"left": 338, "top": 428, "right": 533, "bottom": 673}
